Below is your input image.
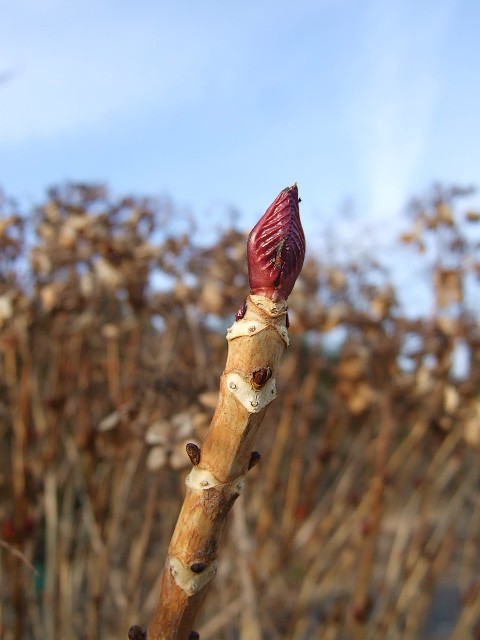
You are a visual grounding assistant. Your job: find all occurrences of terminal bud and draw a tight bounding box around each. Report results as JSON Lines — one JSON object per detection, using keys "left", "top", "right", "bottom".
{"left": 247, "top": 184, "right": 305, "bottom": 301}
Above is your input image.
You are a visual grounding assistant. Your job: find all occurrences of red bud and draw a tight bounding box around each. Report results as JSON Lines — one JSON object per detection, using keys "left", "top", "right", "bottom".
{"left": 247, "top": 184, "right": 305, "bottom": 301}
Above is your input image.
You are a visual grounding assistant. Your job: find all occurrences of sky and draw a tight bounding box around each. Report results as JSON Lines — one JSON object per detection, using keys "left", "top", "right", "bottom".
{"left": 1, "top": 0, "right": 479, "bottom": 303}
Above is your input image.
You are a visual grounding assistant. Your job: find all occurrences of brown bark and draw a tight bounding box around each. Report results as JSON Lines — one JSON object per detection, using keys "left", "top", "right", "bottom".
{"left": 147, "top": 295, "right": 289, "bottom": 639}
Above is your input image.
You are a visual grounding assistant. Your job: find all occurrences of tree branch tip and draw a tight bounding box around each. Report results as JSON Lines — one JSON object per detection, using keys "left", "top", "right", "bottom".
{"left": 247, "top": 185, "right": 305, "bottom": 300}
{"left": 146, "top": 185, "right": 304, "bottom": 634}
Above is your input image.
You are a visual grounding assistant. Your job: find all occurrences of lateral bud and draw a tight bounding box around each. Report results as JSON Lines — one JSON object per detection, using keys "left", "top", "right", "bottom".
{"left": 235, "top": 299, "right": 247, "bottom": 321}
{"left": 128, "top": 625, "right": 146, "bottom": 640}
{"left": 248, "top": 451, "right": 261, "bottom": 470}
{"left": 251, "top": 367, "right": 272, "bottom": 390}
{"left": 169, "top": 557, "right": 217, "bottom": 595}
{"left": 186, "top": 442, "right": 201, "bottom": 466}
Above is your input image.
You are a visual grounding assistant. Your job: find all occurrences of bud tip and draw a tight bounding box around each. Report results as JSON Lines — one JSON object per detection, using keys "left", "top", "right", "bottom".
{"left": 247, "top": 184, "right": 305, "bottom": 300}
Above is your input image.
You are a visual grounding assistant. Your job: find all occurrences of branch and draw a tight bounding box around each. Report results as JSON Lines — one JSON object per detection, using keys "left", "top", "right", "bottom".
{"left": 0, "top": 539, "right": 38, "bottom": 575}
{"left": 143, "top": 185, "right": 305, "bottom": 640}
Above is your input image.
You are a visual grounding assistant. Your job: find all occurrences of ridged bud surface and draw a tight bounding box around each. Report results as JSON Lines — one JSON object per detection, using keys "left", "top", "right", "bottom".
{"left": 247, "top": 184, "right": 306, "bottom": 301}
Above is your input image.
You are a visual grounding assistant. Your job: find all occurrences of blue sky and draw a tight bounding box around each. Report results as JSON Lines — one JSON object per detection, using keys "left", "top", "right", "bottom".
{"left": 1, "top": 0, "right": 479, "bottom": 265}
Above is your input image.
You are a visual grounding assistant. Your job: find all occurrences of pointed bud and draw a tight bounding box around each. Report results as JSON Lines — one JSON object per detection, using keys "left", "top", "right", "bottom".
{"left": 248, "top": 451, "right": 261, "bottom": 470}
{"left": 247, "top": 184, "right": 305, "bottom": 301}
{"left": 186, "top": 442, "right": 201, "bottom": 466}
{"left": 251, "top": 366, "right": 273, "bottom": 390}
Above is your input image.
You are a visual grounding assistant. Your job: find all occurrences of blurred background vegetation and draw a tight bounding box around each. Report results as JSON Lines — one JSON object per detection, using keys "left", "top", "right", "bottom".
{"left": 1, "top": 182, "right": 480, "bottom": 640}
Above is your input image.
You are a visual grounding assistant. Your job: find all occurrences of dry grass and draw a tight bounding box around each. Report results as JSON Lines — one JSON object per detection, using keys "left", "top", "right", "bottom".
{"left": 1, "top": 183, "right": 480, "bottom": 639}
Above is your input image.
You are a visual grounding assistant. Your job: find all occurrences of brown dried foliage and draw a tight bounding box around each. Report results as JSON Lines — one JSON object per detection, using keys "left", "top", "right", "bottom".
{"left": 1, "top": 183, "right": 480, "bottom": 639}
